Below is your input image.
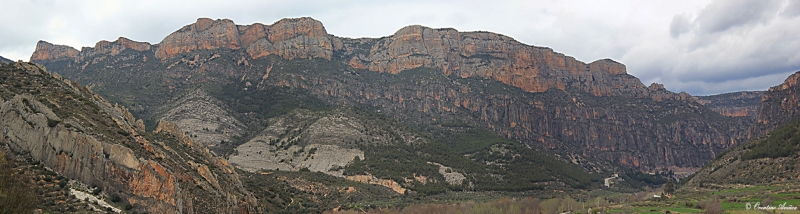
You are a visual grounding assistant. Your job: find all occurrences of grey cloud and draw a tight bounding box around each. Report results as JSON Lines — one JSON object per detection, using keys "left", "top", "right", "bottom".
{"left": 623, "top": 0, "right": 800, "bottom": 95}
{"left": 669, "top": 14, "right": 692, "bottom": 38}
{"left": 782, "top": 0, "right": 800, "bottom": 18}
{"left": 694, "top": 0, "right": 781, "bottom": 34}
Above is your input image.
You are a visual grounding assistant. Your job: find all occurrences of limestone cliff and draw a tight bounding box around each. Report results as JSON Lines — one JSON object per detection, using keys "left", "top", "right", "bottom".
{"left": 156, "top": 17, "right": 335, "bottom": 60}
{"left": 30, "top": 41, "right": 79, "bottom": 63}
{"left": 80, "top": 37, "right": 152, "bottom": 59}
{"left": 346, "top": 25, "right": 657, "bottom": 98}
{"left": 31, "top": 18, "right": 688, "bottom": 101}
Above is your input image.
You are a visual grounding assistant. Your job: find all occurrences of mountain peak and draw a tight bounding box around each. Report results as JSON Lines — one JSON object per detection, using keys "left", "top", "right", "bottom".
{"left": 771, "top": 71, "right": 800, "bottom": 91}
{"left": 589, "top": 59, "right": 626, "bottom": 75}
{"left": 30, "top": 40, "right": 79, "bottom": 62}
{"left": 155, "top": 17, "right": 332, "bottom": 60}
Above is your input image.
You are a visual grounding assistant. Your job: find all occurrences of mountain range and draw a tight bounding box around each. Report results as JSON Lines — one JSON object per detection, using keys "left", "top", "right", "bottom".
{"left": 30, "top": 17, "right": 753, "bottom": 172}
{"left": 2, "top": 17, "right": 796, "bottom": 213}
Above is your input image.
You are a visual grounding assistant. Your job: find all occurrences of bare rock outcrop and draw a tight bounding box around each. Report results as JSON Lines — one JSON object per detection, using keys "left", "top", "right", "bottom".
{"left": 344, "top": 25, "right": 664, "bottom": 98}
{"left": 155, "top": 18, "right": 241, "bottom": 59}
{"left": 155, "top": 89, "right": 245, "bottom": 147}
{"left": 228, "top": 110, "right": 365, "bottom": 176}
{"left": 30, "top": 40, "right": 79, "bottom": 62}
{"left": 156, "top": 17, "right": 336, "bottom": 60}
{"left": 83, "top": 37, "right": 152, "bottom": 57}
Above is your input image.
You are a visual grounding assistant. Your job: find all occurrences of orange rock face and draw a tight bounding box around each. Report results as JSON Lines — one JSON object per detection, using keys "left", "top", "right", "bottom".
{"left": 130, "top": 160, "right": 177, "bottom": 205}
{"left": 155, "top": 17, "right": 335, "bottom": 60}
{"left": 589, "top": 59, "right": 626, "bottom": 75}
{"left": 117, "top": 37, "right": 152, "bottom": 51}
{"left": 30, "top": 41, "right": 79, "bottom": 62}
{"left": 347, "top": 25, "right": 654, "bottom": 97}
{"left": 155, "top": 18, "right": 241, "bottom": 59}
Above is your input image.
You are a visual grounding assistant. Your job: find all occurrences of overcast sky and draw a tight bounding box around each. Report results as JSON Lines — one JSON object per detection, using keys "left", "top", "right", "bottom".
{"left": 1, "top": 0, "right": 799, "bottom": 95}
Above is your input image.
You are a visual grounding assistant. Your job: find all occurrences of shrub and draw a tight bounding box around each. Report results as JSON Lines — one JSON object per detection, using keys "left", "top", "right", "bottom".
{"left": 58, "top": 179, "right": 68, "bottom": 188}
{"left": 47, "top": 119, "right": 60, "bottom": 127}
{"left": 91, "top": 186, "right": 102, "bottom": 195}
{"left": 110, "top": 194, "right": 122, "bottom": 203}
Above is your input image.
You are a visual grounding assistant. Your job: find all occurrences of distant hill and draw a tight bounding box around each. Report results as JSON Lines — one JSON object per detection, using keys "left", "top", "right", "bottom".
{"left": 0, "top": 55, "right": 12, "bottom": 63}
{"left": 696, "top": 91, "right": 763, "bottom": 118}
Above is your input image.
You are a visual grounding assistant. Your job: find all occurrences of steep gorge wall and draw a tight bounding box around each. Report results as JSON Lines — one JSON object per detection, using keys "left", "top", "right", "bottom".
{"left": 268, "top": 68, "right": 745, "bottom": 170}
{"left": 751, "top": 72, "right": 800, "bottom": 137}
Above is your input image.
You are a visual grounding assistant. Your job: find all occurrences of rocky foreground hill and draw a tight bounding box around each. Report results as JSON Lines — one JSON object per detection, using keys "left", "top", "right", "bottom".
{"left": 0, "top": 61, "right": 261, "bottom": 213}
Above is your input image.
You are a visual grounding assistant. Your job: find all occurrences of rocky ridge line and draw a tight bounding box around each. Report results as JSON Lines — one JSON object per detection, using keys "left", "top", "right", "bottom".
{"left": 30, "top": 17, "right": 688, "bottom": 100}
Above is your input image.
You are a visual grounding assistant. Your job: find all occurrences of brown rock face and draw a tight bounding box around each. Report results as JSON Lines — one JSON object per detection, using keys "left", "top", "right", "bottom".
{"left": 30, "top": 40, "right": 79, "bottom": 62}
{"left": 156, "top": 17, "right": 335, "bottom": 60}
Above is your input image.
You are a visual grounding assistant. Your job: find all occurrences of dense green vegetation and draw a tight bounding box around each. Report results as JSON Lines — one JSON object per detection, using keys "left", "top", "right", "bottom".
{"left": 741, "top": 117, "right": 800, "bottom": 160}
{"left": 343, "top": 116, "right": 601, "bottom": 192}
{"left": 444, "top": 128, "right": 508, "bottom": 154}
{"left": 208, "top": 83, "right": 332, "bottom": 120}
{"left": 619, "top": 170, "right": 669, "bottom": 190}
